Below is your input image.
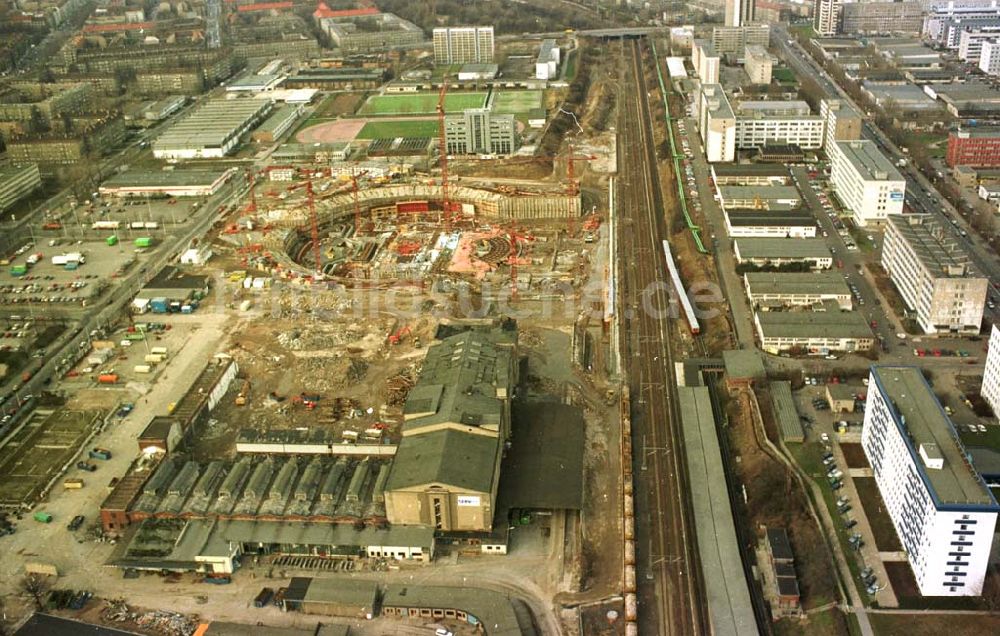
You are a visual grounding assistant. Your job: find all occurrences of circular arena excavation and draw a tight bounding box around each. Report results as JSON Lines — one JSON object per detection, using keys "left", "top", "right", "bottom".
{"left": 277, "top": 182, "right": 581, "bottom": 280}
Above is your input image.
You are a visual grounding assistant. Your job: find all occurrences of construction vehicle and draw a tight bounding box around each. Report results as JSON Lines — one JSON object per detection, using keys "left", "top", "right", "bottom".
{"left": 292, "top": 393, "right": 321, "bottom": 409}
{"left": 388, "top": 326, "right": 411, "bottom": 345}
{"left": 235, "top": 379, "right": 251, "bottom": 406}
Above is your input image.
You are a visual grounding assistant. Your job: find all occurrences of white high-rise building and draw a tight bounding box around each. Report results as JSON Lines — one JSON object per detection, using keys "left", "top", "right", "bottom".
{"left": 979, "top": 39, "right": 1000, "bottom": 74}
{"left": 882, "top": 214, "right": 987, "bottom": 335}
{"left": 697, "top": 84, "right": 736, "bottom": 163}
{"left": 862, "top": 366, "right": 998, "bottom": 596}
{"left": 692, "top": 39, "right": 721, "bottom": 83}
{"left": 820, "top": 99, "right": 863, "bottom": 149}
{"left": 983, "top": 324, "right": 1000, "bottom": 416}
{"left": 432, "top": 27, "right": 494, "bottom": 65}
{"left": 814, "top": 0, "right": 843, "bottom": 37}
{"left": 726, "top": 0, "right": 755, "bottom": 26}
{"left": 828, "top": 139, "right": 905, "bottom": 226}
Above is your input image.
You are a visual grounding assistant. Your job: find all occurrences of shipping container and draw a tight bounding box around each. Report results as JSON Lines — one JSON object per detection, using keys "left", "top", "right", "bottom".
{"left": 126, "top": 332, "right": 145, "bottom": 341}
{"left": 33, "top": 511, "right": 53, "bottom": 523}
{"left": 143, "top": 222, "right": 159, "bottom": 229}
{"left": 133, "top": 365, "right": 152, "bottom": 374}
{"left": 42, "top": 222, "right": 62, "bottom": 230}
{"left": 97, "top": 373, "right": 119, "bottom": 384}
{"left": 134, "top": 237, "right": 152, "bottom": 248}
{"left": 63, "top": 478, "right": 85, "bottom": 489}
{"left": 91, "top": 221, "right": 120, "bottom": 230}
{"left": 144, "top": 354, "right": 164, "bottom": 364}
{"left": 10, "top": 265, "right": 27, "bottom": 276}
{"left": 106, "top": 235, "right": 118, "bottom": 246}
{"left": 150, "top": 347, "right": 168, "bottom": 355}
{"left": 150, "top": 297, "right": 169, "bottom": 314}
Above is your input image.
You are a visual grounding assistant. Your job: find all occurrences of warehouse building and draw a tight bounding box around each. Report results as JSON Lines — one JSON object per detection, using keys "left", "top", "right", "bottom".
{"left": 444, "top": 108, "right": 517, "bottom": 156}
{"left": 457, "top": 64, "right": 499, "bottom": 81}
{"left": 535, "top": 39, "right": 561, "bottom": 80}
{"left": 251, "top": 104, "right": 303, "bottom": 143}
{"left": 698, "top": 84, "right": 735, "bottom": 163}
{"left": 0, "top": 164, "right": 41, "bottom": 214}
{"left": 734, "top": 238, "right": 833, "bottom": 269}
{"left": 152, "top": 99, "right": 272, "bottom": 159}
{"left": 744, "top": 271, "right": 853, "bottom": 310}
{"left": 381, "top": 585, "right": 528, "bottom": 636}
{"left": 881, "top": 214, "right": 987, "bottom": 335}
{"left": 224, "top": 73, "right": 285, "bottom": 94}
{"left": 433, "top": 26, "right": 495, "bottom": 64}
{"left": 711, "top": 164, "right": 789, "bottom": 186}
{"left": 724, "top": 208, "right": 817, "bottom": 238}
{"left": 718, "top": 185, "right": 801, "bottom": 210}
{"left": 282, "top": 68, "right": 385, "bottom": 90}
{"left": 385, "top": 321, "right": 518, "bottom": 534}
{"left": 283, "top": 578, "right": 378, "bottom": 618}
{"left": 99, "top": 168, "right": 236, "bottom": 198}
{"left": 754, "top": 308, "right": 874, "bottom": 354}
{"left": 862, "top": 366, "right": 998, "bottom": 596}
{"left": 828, "top": 139, "right": 905, "bottom": 227}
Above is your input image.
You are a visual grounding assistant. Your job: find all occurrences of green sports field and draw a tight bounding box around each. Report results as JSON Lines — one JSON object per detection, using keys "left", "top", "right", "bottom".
{"left": 492, "top": 90, "right": 544, "bottom": 114}
{"left": 359, "top": 92, "right": 488, "bottom": 116}
{"left": 356, "top": 120, "right": 439, "bottom": 139}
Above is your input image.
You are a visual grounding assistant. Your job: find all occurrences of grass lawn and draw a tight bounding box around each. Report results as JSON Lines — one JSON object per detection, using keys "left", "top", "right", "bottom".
{"left": 853, "top": 477, "right": 902, "bottom": 552}
{"left": 564, "top": 49, "right": 578, "bottom": 82}
{"left": 868, "top": 612, "right": 1000, "bottom": 635}
{"left": 775, "top": 607, "right": 858, "bottom": 636}
{"left": 359, "top": 92, "right": 487, "bottom": 116}
{"left": 773, "top": 68, "right": 797, "bottom": 84}
{"left": 492, "top": 90, "right": 544, "bottom": 114}
{"left": 356, "top": 120, "right": 439, "bottom": 139}
{"left": 958, "top": 421, "right": 1000, "bottom": 451}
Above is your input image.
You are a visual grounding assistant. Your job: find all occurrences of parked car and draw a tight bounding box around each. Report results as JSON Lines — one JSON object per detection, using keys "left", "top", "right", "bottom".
{"left": 67, "top": 515, "right": 85, "bottom": 531}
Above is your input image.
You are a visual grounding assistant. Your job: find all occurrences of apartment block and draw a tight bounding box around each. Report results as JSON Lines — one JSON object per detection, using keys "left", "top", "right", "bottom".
{"left": 744, "top": 45, "right": 773, "bottom": 85}
{"left": 983, "top": 324, "right": 1000, "bottom": 417}
{"left": 697, "top": 84, "right": 736, "bottom": 163}
{"left": 0, "top": 164, "right": 42, "bottom": 214}
{"left": 711, "top": 25, "right": 770, "bottom": 57}
{"left": 828, "top": 139, "right": 905, "bottom": 227}
{"left": 946, "top": 127, "right": 1000, "bottom": 167}
{"left": 862, "top": 366, "right": 998, "bottom": 596}
{"left": 882, "top": 215, "right": 987, "bottom": 335}
{"left": 814, "top": 0, "right": 843, "bottom": 37}
{"left": 433, "top": 27, "right": 495, "bottom": 65}
{"left": 958, "top": 25, "right": 1000, "bottom": 62}
{"left": 692, "top": 39, "right": 721, "bottom": 84}
{"left": 735, "top": 114, "right": 825, "bottom": 150}
{"left": 444, "top": 108, "right": 517, "bottom": 156}
{"left": 980, "top": 39, "right": 1000, "bottom": 75}
{"left": 820, "top": 98, "right": 863, "bottom": 149}
{"left": 319, "top": 12, "right": 424, "bottom": 54}
{"left": 839, "top": 1, "right": 924, "bottom": 35}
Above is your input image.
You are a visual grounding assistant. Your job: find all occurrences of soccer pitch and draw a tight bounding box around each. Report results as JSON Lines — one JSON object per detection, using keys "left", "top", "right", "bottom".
{"left": 356, "top": 120, "right": 440, "bottom": 139}
{"left": 359, "top": 92, "right": 488, "bottom": 116}
{"left": 492, "top": 90, "right": 544, "bottom": 114}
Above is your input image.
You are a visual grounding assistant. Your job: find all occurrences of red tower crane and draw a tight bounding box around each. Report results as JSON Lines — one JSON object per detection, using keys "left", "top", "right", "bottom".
{"left": 286, "top": 176, "right": 321, "bottom": 276}
{"left": 245, "top": 169, "right": 258, "bottom": 214}
{"left": 351, "top": 170, "right": 369, "bottom": 236}
{"left": 436, "top": 80, "right": 451, "bottom": 229}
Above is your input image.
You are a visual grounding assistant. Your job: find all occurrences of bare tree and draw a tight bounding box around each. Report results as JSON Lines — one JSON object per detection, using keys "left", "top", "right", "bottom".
{"left": 18, "top": 574, "right": 50, "bottom": 612}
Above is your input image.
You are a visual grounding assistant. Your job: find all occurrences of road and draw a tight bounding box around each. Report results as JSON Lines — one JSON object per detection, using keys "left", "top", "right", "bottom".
{"left": 616, "top": 38, "right": 704, "bottom": 636}
{"left": 772, "top": 26, "right": 1000, "bottom": 324}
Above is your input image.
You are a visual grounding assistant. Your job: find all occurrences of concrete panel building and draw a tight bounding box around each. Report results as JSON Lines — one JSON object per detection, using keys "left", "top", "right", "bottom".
{"left": 946, "top": 126, "right": 1000, "bottom": 167}
{"left": 958, "top": 25, "right": 1000, "bottom": 63}
{"left": 734, "top": 112, "right": 825, "bottom": 150}
{"left": 318, "top": 11, "right": 424, "bottom": 54}
{"left": 725, "top": 0, "right": 756, "bottom": 27}
{"left": 711, "top": 24, "right": 770, "bottom": 57}
{"left": 820, "top": 98, "right": 863, "bottom": 149}
{"left": 744, "top": 271, "right": 853, "bottom": 309}
{"left": 444, "top": 108, "right": 517, "bottom": 156}
{"left": 839, "top": 1, "right": 924, "bottom": 35}
{"left": 692, "top": 40, "right": 721, "bottom": 84}
{"left": 535, "top": 39, "right": 560, "bottom": 80}
{"left": 882, "top": 214, "right": 987, "bottom": 335}
{"left": 983, "top": 324, "right": 1000, "bottom": 417}
{"left": 698, "top": 84, "right": 736, "bottom": 163}
{"left": 744, "top": 45, "right": 773, "bottom": 84}
{"left": 433, "top": 27, "right": 495, "bottom": 65}
{"left": 862, "top": 366, "right": 998, "bottom": 596}
{"left": 152, "top": 99, "right": 272, "bottom": 160}
{"left": 980, "top": 39, "right": 1000, "bottom": 75}
{"left": 385, "top": 322, "right": 517, "bottom": 533}
{"left": 828, "top": 139, "right": 905, "bottom": 227}
{"left": 814, "top": 0, "right": 843, "bottom": 37}
{"left": 0, "top": 164, "right": 41, "bottom": 214}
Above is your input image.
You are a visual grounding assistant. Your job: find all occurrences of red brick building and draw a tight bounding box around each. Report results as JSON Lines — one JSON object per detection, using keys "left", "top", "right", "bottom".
{"left": 946, "top": 127, "right": 1000, "bottom": 167}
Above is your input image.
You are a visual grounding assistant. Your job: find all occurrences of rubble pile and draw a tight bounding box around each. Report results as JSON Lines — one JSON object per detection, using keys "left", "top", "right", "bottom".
{"left": 102, "top": 599, "right": 198, "bottom": 636}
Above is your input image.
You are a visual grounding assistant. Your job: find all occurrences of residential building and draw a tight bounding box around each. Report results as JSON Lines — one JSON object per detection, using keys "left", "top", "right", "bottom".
{"left": 828, "top": 139, "right": 906, "bottom": 227}
{"left": 433, "top": 27, "right": 495, "bottom": 65}
{"left": 744, "top": 271, "right": 853, "bottom": 309}
{"left": 754, "top": 308, "right": 874, "bottom": 354}
{"left": 6, "top": 116, "right": 124, "bottom": 165}
{"left": 692, "top": 40, "right": 721, "bottom": 83}
{"left": 980, "top": 39, "right": 1000, "bottom": 74}
{"left": 882, "top": 214, "right": 988, "bottom": 334}
{"left": 814, "top": 0, "right": 843, "bottom": 37}
{"left": 698, "top": 84, "right": 736, "bottom": 163}
{"left": 317, "top": 11, "right": 424, "bottom": 54}
{"left": 925, "top": 2, "right": 1000, "bottom": 48}
{"left": 744, "top": 45, "right": 773, "bottom": 84}
{"left": 726, "top": 0, "right": 755, "bottom": 26}
{"left": 535, "top": 39, "right": 560, "bottom": 80}
{"left": 862, "top": 366, "right": 998, "bottom": 596}
{"left": 152, "top": 99, "right": 272, "bottom": 160}
{"left": 712, "top": 24, "right": 770, "bottom": 57}
{"left": 444, "top": 108, "right": 517, "bottom": 156}
{"left": 820, "top": 98, "right": 863, "bottom": 149}
{"left": 839, "top": 1, "right": 924, "bottom": 35}
{"left": 725, "top": 209, "right": 816, "bottom": 238}
{"left": 984, "top": 324, "right": 1000, "bottom": 417}
{"left": 733, "top": 237, "right": 833, "bottom": 269}
{"left": 385, "top": 322, "right": 518, "bottom": 533}
{"left": 958, "top": 25, "right": 1000, "bottom": 62}
{"left": 0, "top": 164, "right": 41, "bottom": 214}
{"left": 734, "top": 108, "right": 825, "bottom": 150}
{"left": 946, "top": 126, "right": 1000, "bottom": 167}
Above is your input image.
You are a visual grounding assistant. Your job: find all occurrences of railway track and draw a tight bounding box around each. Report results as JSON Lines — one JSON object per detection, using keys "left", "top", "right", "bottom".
{"left": 615, "top": 38, "right": 707, "bottom": 635}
